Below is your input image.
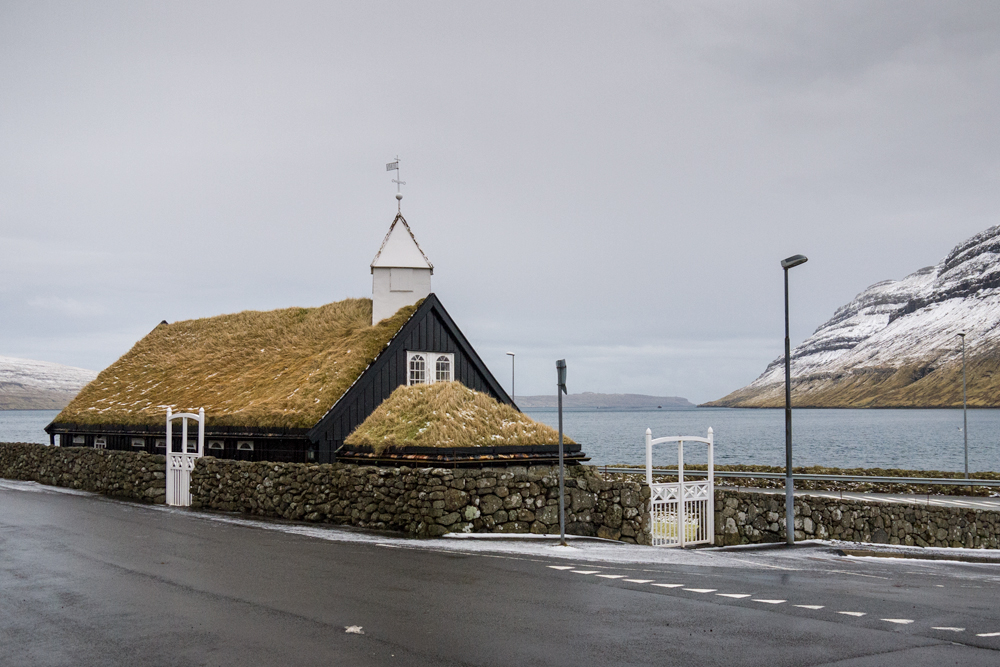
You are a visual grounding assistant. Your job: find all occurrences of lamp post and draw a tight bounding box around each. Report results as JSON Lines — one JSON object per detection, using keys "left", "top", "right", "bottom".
{"left": 506, "top": 352, "right": 515, "bottom": 403}
{"left": 556, "top": 359, "right": 567, "bottom": 546}
{"left": 781, "top": 253, "right": 808, "bottom": 545}
{"left": 958, "top": 332, "right": 968, "bottom": 479}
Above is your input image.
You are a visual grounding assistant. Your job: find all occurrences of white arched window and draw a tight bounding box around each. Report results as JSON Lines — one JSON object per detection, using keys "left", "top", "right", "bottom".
{"left": 406, "top": 352, "right": 454, "bottom": 385}
{"left": 409, "top": 353, "right": 426, "bottom": 384}
{"left": 436, "top": 355, "right": 451, "bottom": 382}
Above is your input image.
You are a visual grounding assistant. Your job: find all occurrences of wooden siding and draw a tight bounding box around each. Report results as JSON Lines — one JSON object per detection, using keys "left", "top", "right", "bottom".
{"left": 310, "top": 294, "right": 512, "bottom": 463}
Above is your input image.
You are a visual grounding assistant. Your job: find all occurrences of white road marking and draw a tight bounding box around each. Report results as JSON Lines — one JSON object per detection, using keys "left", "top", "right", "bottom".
{"left": 623, "top": 579, "right": 654, "bottom": 583}
{"left": 345, "top": 626, "right": 364, "bottom": 635}
{"left": 753, "top": 599, "right": 786, "bottom": 604}
{"left": 838, "top": 612, "right": 866, "bottom": 617}
{"left": 651, "top": 584, "right": 685, "bottom": 588}
{"left": 596, "top": 574, "right": 626, "bottom": 579}
{"left": 795, "top": 605, "right": 825, "bottom": 610}
{"left": 717, "top": 594, "right": 751, "bottom": 599}
{"left": 932, "top": 627, "right": 965, "bottom": 632}
{"left": 571, "top": 570, "right": 600, "bottom": 574}
{"left": 976, "top": 632, "right": 1000, "bottom": 637}
{"left": 683, "top": 588, "right": 717, "bottom": 593}
{"left": 882, "top": 619, "right": 914, "bottom": 625}
{"left": 547, "top": 566, "right": 574, "bottom": 570}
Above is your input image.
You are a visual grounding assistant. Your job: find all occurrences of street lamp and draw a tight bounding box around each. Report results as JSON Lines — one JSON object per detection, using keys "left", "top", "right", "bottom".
{"left": 506, "top": 352, "right": 515, "bottom": 403}
{"left": 781, "top": 253, "right": 808, "bottom": 546}
{"left": 958, "top": 332, "right": 968, "bottom": 479}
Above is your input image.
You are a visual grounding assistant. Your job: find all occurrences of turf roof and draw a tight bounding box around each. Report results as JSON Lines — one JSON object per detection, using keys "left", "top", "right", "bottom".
{"left": 54, "top": 298, "right": 420, "bottom": 429}
{"left": 344, "top": 381, "right": 575, "bottom": 453}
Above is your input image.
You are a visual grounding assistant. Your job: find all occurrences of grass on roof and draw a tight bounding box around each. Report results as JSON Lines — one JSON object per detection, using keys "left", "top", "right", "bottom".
{"left": 55, "top": 298, "right": 419, "bottom": 429}
{"left": 343, "top": 381, "right": 576, "bottom": 453}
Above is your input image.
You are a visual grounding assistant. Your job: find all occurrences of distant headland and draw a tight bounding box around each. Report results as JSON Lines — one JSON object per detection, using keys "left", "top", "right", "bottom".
{"left": 516, "top": 392, "right": 694, "bottom": 410}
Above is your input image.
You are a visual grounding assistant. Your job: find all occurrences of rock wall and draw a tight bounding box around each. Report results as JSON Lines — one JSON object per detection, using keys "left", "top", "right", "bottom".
{"left": 191, "top": 458, "right": 651, "bottom": 544}
{"left": 715, "top": 490, "right": 1000, "bottom": 549}
{"left": 0, "top": 442, "right": 165, "bottom": 503}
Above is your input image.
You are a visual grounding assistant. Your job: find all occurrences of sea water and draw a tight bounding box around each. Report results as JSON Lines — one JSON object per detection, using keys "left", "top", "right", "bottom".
{"left": 3, "top": 407, "right": 997, "bottom": 473}
{"left": 524, "top": 407, "right": 1000, "bottom": 473}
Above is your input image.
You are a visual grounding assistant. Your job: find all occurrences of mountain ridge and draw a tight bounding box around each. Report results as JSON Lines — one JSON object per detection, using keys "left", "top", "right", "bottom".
{"left": 517, "top": 392, "right": 694, "bottom": 409}
{"left": 707, "top": 225, "right": 1000, "bottom": 408}
{"left": 0, "top": 355, "right": 97, "bottom": 410}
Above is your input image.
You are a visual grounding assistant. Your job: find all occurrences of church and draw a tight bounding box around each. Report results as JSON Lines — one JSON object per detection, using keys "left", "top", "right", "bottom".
{"left": 45, "top": 205, "right": 585, "bottom": 467}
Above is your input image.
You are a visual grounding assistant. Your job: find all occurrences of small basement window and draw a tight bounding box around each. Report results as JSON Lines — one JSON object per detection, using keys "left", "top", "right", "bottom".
{"left": 72, "top": 435, "right": 85, "bottom": 445}
{"left": 186, "top": 440, "right": 198, "bottom": 453}
{"left": 131, "top": 438, "right": 145, "bottom": 448}
{"left": 407, "top": 352, "right": 454, "bottom": 385}
{"left": 208, "top": 440, "right": 224, "bottom": 451}
{"left": 94, "top": 436, "right": 107, "bottom": 449}
{"left": 237, "top": 441, "right": 254, "bottom": 451}
{"left": 154, "top": 439, "right": 166, "bottom": 450}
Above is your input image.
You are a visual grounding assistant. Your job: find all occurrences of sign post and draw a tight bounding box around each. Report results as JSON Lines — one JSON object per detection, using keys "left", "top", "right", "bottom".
{"left": 556, "top": 359, "right": 568, "bottom": 546}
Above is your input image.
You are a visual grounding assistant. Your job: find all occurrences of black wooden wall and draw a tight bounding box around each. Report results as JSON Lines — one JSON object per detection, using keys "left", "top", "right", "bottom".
{"left": 310, "top": 294, "right": 513, "bottom": 463}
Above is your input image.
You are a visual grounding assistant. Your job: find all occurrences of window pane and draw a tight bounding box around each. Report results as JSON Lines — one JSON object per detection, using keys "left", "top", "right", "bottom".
{"left": 436, "top": 355, "right": 451, "bottom": 382}
{"left": 409, "top": 354, "right": 426, "bottom": 384}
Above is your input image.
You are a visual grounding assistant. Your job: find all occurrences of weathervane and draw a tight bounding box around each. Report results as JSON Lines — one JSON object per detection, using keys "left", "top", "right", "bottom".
{"left": 386, "top": 156, "right": 405, "bottom": 212}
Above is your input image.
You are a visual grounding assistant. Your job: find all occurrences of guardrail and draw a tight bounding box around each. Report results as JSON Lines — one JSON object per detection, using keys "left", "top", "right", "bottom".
{"left": 599, "top": 467, "right": 1000, "bottom": 488}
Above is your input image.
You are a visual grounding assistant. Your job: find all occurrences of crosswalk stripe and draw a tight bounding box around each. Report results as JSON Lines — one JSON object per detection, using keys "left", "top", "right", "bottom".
{"left": 838, "top": 612, "right": 866, "bottom": 617}
{"left": 717, "top": 594, "right": 751, "bottom": 599}
{"left": 795, "top": 605, "right": 825, "bottom": 610}
{"left": 683, "top": 588, "right": 717, "bottom": 593}
{"left": 571, "top": 570, "right": 600, "bottom": 574}
{"left": 547, "top": 566, "right": 574, "bottom": 570}
{"left": 882, "top": 619, "right": 913, "bottom": 624}
{"left": 651, "top": 584, "right": 684, "bottom": 588}
{"left": 623, "top": 579, "right": 654, "bottom": 583}
{"left": 753, "top": 599, "right": 786, "bottom": 604}
{"left": 596, "top": 574, "right": 627, "bottom": 579}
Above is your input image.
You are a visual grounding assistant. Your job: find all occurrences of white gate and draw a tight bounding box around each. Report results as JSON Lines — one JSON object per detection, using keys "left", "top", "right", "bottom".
{"left": 645, "top": 427, "right": 714, "bottom": 547}
{"left": 165, "top": 407, "right": 204, "bottom": 507}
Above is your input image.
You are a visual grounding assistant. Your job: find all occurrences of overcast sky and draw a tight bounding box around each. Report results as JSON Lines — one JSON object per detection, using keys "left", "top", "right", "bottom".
{"left": 2, "top": 2, "right": 999, "bottom": 403}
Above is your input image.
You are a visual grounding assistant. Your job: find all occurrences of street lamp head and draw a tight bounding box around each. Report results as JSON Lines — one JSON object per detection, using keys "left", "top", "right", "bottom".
{"left": 506, "top": 351, "right": 515, "bottom": 356}
{"left": 957, "top": 332, "right": 966, "bottom": 339}
{"left": 781, "top": 254, "right": 808, "bottom": 270}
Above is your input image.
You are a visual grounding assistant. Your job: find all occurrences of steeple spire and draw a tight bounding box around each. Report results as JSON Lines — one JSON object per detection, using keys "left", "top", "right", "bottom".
{"left": 386, "top": 156, "right": 405, "bottom": 213}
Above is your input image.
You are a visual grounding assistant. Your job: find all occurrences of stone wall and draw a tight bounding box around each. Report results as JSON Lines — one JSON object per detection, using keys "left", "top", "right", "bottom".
{"left": 715, "top": 490, "right": 1000, "bottom": 549}
{"left": 0, "top": 442, "right": 166, "bottom": 503}
{"left": 191, "top": 457, "right": 651, "bottom": 544}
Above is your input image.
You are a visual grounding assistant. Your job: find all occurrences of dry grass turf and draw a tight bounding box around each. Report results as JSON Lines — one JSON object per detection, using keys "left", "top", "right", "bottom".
{"left": 54, "top": 298, "right": 419, "bottom": 429}
{"left": 344, "top": 381, "right": 576, "bottom": 453}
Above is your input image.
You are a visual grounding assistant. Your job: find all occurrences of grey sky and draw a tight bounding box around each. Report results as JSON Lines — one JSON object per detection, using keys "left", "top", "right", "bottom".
{"left": 2, "top": 2, "right": 999, "bottom": 403}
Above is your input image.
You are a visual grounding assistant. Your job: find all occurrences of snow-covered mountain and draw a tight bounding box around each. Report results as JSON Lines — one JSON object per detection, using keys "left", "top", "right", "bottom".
{"left": 0, "top": 355, "right": 97, "bottom": 410}
{"left": 708, "top": 225, "right": 1000, "bottom": 408}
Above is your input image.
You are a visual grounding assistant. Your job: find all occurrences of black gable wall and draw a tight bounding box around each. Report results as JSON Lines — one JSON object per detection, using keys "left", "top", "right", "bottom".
{"left": 309, "top": 294, "right": 513, "bottom": 463}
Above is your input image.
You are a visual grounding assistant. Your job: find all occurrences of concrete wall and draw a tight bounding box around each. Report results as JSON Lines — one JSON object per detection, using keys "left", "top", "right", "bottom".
{"left": 0, "top": 442, "right": 165, "bottom": 502}
{"left": 190, "top": 457, "right": 651, "bottom": 543}
{"left": 714, "top": 490, "right": 1000, "bottom": 549}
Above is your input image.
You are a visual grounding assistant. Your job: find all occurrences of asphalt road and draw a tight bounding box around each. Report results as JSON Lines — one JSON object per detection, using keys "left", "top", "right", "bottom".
{"left": 2, "top": 480, "right": 1000, "bottom": 667}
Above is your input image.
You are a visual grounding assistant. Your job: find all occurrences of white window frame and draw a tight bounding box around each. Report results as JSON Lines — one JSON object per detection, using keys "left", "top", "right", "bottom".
{"left": 72, "top": 435, "right": 86, "bottom": 445}
{"left": 406, "top": 351, "right": 454, "bottom": 385}
{"left": 131, "top": 437, "right": 145, "bottom": 448}
{"left": 208, "top": 440, "right": 224, "bottom": 451}
{"left": 94, "top": 436, "right": 107, "bottom": 449}
{"left": 154, "top": 438, "right": 166, "bottom": 450}
{"left": 237, "top": 440, "right": 254, "bottom": 452}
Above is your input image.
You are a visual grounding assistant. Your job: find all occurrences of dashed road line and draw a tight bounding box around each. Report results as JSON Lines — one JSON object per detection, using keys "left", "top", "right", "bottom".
{"left": 571, "top": 570, "right": 600, "bottom": 574}
{"left": 651, "top": 584, "right": 684, "bottom": 588}
{"left": 795, "top": 605, "right": 825, "bottom": 610}
{"left": 881, "top": 619, "right": 913, "bottom": 625}
{"left": 596, "top": 574, "right": 626, "bottom": 579}
{"left": 933, "top": 627, "right": 965, "bottom": 632}
{"left": 547, "top": 566, "right": 574, "bottom": 570}
{"left": 838, "top": 612, "right": 866, "bottom": 617}
{"left": 717, "top": 594, "right": 751, "bottom": 599}
{"left": 753, "top": 599, "right": 786, "bottom": 604}
{"left": 977, "top": 632, "right": 1000, "bottom": 637}
{"left": 683, "top": 588, "right": 717, "bottom": 593}
{"left": 623, "top": 579, "right": 654, "bottom": 584}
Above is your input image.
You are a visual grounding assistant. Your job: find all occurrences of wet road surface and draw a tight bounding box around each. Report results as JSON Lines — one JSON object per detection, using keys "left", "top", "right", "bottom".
{"left": 2, "top": 480, "right": 1000, "bottom": 666}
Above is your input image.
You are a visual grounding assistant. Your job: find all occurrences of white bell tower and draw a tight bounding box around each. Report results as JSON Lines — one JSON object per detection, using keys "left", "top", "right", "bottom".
{"left": 370, "top": 213, "right": 433, "bottom": 324}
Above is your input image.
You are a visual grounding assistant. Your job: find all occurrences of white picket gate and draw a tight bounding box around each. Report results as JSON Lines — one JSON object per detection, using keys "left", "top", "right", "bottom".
{"left": 165, "top": 407, "right": 204, "bottom": 507}
{"left": 645, "top": 427, "right": 714, "bottom": 547}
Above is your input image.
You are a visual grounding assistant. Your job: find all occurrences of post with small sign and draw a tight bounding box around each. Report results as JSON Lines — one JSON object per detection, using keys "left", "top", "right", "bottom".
{"left": 556, "top": 359, "right": 568, "bottom": 546}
